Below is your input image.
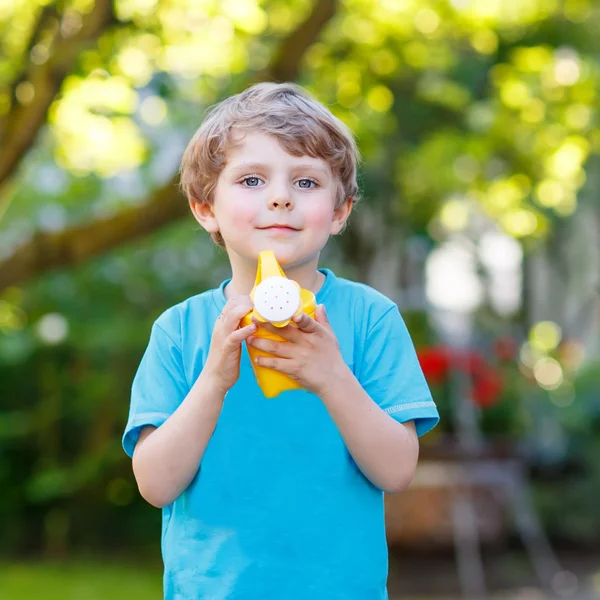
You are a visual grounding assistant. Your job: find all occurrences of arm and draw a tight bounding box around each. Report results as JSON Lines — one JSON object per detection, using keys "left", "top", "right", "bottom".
{"left": 132, "top": 372, "right": 224, "bottom": 508}
{"left": 127, "top": 295, "right": 256, "bottom": 509}
{"left": 319, "top": 364, "right": 419, "bottom": 494}
{"left": 248, "top": 304, "right": 438, "bottom": 494}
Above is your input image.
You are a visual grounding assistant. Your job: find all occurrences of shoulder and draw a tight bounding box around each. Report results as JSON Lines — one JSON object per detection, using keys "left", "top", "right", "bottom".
{"left": 327, "top": 271, "right": 398, "bottom": 329}
{"left": 151, "top": 287, "right": 222, "bottom": 346}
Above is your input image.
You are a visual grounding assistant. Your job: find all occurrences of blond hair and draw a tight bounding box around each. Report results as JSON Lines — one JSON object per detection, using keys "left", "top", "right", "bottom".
{"left": 179, "top": 82, "right": 361, "bottom": 247}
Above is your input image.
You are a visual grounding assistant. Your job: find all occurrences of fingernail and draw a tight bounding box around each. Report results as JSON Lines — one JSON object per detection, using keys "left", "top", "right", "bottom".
{"left": 293, "top": 314, "right": 302, "bottom": 323}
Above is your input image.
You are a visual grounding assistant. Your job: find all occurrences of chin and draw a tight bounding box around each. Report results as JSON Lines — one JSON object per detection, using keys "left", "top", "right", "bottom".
{"left": 261, "top": 248, "right": 292, "bottom": 262}
{"left": 253, "top": 247, "right": 299, "bottom": 269}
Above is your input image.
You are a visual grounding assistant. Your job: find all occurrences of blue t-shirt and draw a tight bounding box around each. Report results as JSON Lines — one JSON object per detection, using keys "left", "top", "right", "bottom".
{"left": 123, "top": 268, "right": 439, "bottom": 600}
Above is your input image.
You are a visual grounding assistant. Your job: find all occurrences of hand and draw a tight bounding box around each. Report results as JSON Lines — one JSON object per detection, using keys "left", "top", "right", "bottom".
{"left": 204, "top": 295, "right": 256, "bottom": 396}
{"left": 248, "top": 304, "right": 349, "bottom": 397}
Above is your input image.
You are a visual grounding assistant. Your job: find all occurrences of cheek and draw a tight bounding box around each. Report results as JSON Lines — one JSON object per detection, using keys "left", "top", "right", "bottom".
{"left": 222, "top": 195, "right": 258, "bottom": 228}
{"left": 303, "top": 201, "right": 335, "bottom": 230}
{"left": 233, "top": 204, "right": 257, "bottom": 227}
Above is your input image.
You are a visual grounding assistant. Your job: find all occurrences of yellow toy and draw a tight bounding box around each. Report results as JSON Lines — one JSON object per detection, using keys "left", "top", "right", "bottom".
{"left": 240, "top": 250, "right": 316, "bottom": 397}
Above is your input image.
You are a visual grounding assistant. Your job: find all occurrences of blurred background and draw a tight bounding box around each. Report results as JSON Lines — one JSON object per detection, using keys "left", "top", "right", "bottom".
{"left": 1, "top": 0, "right": 599, "bottom": 598}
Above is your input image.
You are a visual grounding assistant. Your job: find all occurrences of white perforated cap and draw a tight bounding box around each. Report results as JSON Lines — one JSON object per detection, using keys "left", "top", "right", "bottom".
{"left": 253, "top": 276, "right": 300, "bottom": 323}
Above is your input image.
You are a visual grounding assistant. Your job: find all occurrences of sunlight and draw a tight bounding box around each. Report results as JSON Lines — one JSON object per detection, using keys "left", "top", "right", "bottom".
{"left": 534, "top": 357, "right": 564, "bottom": 390}
{"left": 0, "top": 299, "right": 25, "bottom": 331}
{"left": 501, "top": 209, "right": 539, "bottom": 237}
{"left": 486, "top": 179, "right": 525, "bottom": 210}
{"left": 564, "top": 104, "right": 591, "bottom": 130}
{"left": 367, "top": 85, "right": 394, "bottom": 112}
{"left": 15, "top": 81, "right": 34, "bottom": 105}
{"left": 470, "top": 29, "right": 498, "bottom": 54}
{"left": 479, "top": 231, "right": 523, "bottom": 315}
{"left": 221, "top": 0, "right": 267, "bottom": 34}
{"left": 117, "top": 46, "right": 153, "bottom": 86}
{"left": 521, "top": 98, "right": 546, "bottom": 123}
{"left": 554, "top": 49, "right": 581, "bottom": 86}
{"left": 140, "top": 96, "right": 167, "bottom": 125}
{"left": 439, "top": 198, "right": 470, "bottom": 233}
{"left": 530, "top": 321, "right": 562, "bottom": 352}
{"left": 535, "top": 179, "right": 566, "bottom": 208}
{"left": 512, "top": 46, "right": 553, "bottom": 72}
{"left": 500, "top": 79, "right": 531, "bottom": 109}
{"left": 414, "top": 8, "right": 440, "bottom": 35}
{"left": 546, "top": 137, "right": 589, "bottom": 180}
{"left": 369, "top": 49, "right": 399, "bottom": 75}
{"left": 36, "top": 313, "right": 69, "bottom": 345}
{"left": 115, "top": 0, "right": 159, "bottom": 20}
{"left": 426, "top": 238, "right": 483, "bottom": 313}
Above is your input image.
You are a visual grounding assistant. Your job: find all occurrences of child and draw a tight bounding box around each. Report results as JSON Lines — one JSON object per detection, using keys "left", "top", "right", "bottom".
{"left": 123, "top": 82, "right": 439, "bottom": 600}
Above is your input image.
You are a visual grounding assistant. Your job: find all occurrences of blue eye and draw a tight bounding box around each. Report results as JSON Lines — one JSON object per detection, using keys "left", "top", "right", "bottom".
{"left": 242, "top": 176, "right": 262, "bottom": 187}
{"left": 240, "top": 176, "right": 318, "bottom": 188}
{"left": 297, "top": 179, "right": 317, "bottom": 189}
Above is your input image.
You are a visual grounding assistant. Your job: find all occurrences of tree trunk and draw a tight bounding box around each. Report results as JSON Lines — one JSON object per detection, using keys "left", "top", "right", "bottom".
{"left": 0, "top": 0, "right": 340, "bottom": 291}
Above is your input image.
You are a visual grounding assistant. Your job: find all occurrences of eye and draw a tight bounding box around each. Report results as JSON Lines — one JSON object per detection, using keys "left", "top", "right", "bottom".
{"left": 241, "top": 175, "right": 263, "bottom": 187}
{"left": 296, "top": 178, "right": 318, "bottom": 189}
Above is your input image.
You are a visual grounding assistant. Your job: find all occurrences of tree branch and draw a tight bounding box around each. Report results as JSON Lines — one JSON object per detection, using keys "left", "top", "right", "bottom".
{"left": 0, "top": 177, "right": 187, "bottom": 291}
{"left": 0, "top": 4, "right": 59, "bottom": 141}
{"left": 0, "top": 0, "right": 117, "bottom": 189}
{"left": 255, "top": 0, "right": 338, "bottom": 82}
{"left": 0, "top": 0, "right": 339, "bottom": 291}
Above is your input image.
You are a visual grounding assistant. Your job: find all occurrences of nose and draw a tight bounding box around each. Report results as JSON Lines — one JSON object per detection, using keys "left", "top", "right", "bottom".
{"left": 268, "top": 187, "right": 295, "bottom": 211}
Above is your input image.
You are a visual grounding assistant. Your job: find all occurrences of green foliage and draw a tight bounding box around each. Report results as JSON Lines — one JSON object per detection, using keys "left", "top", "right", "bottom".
{"left": 0, "top": 0, "right": 599, "bottom": 556}
{"left": 0, "top": 225, "right": 223, "bottom": 555}
{"left": 0, "top": 560, "right": 161, "bottom": 599}
{"left": 531, "top": 359, "right": 600, "bottom": 542}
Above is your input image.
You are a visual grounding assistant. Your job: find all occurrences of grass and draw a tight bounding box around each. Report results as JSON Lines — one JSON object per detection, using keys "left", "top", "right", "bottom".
{"left": 0, "top": 559, "right": 162, "bottom": 600}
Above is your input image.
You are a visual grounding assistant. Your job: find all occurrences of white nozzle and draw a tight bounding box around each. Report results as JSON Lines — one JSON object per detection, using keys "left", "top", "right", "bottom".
{"left": 253, "top": 276, "right": 300, "bottom": 323}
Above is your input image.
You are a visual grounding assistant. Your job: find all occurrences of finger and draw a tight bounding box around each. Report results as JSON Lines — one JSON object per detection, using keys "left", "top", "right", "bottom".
{"left": 247, "top": 335, "right": 294, "bottom": 358}
{"left": 222, "top": 297, "right": 253, "bottom": 330}
{"left": 222, "top": 294, "right": 243, "bottom": 309}
{"left": 314, "top": 304, "right": 332, "bottom": 330}
{"left": 251, "top": 317, "right": 302, "bottom": 341}
{"left": 223, "top": 294, "right": 253, "bottom": 315}
{"left": 292, "top": 312, "right": 320, "bottom": 333}
{"left": 253, "top": 354, "right": 296, "bottom": 377}
{"left": 229, "top": 322, "right": 257, "bottom": 345}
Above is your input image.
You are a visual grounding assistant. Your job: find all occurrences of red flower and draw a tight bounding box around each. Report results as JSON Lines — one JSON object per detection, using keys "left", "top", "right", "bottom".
{"left": 417, "top": 346, "right": 450, "bottom": 384}
{"left": 472, "top": 369, "right": 503, "bottom": 408}
{"left": 453, "top": 349, "right": 486, "bottom": 373}
{"left": 418, "top": 345, "right": 505, "bottom": 408}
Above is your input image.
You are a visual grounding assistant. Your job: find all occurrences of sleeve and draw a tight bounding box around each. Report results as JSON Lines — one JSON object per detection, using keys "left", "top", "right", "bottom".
{"left": 122, "top": 322, "right": 190, "bottom": 458}
{"left": 357, "top": 305, "right": 439, "bottom": 437}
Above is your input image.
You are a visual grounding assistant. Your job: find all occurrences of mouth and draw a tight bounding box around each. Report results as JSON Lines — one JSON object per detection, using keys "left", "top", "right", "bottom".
{"left": 259, "top": 225, "right": 300, "bottom": 232}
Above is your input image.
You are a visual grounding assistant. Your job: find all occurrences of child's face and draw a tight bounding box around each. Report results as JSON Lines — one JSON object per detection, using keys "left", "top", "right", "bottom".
{"left": 193, "top": 131, "right": 351, "bottom": 269}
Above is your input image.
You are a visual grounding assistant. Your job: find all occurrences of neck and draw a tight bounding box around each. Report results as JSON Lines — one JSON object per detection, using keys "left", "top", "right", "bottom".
{"left": 223, "top": 253, "right": 326, "bottom": 300}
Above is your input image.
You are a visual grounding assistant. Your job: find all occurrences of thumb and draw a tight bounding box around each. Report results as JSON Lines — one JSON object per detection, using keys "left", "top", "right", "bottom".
{"left": 315, "top": 304, "right": 330, "bottom": 328}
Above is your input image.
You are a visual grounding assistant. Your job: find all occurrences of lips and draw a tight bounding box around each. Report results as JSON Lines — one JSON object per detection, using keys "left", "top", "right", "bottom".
{"left": 260, "top": 225, "right": 299, "bottom": 231}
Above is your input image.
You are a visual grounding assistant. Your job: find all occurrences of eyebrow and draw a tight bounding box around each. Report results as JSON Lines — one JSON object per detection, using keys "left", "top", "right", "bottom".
{"left": 227, "top": 162, "right": 329, "bottom": 175}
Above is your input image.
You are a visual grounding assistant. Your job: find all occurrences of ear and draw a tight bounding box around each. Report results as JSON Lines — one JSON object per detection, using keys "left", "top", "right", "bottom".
{"left": 189, "top": 198, "right": 220, "bottom": 234}
{"left": 330, "top": 197, "right": 353, "bottom": 235}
